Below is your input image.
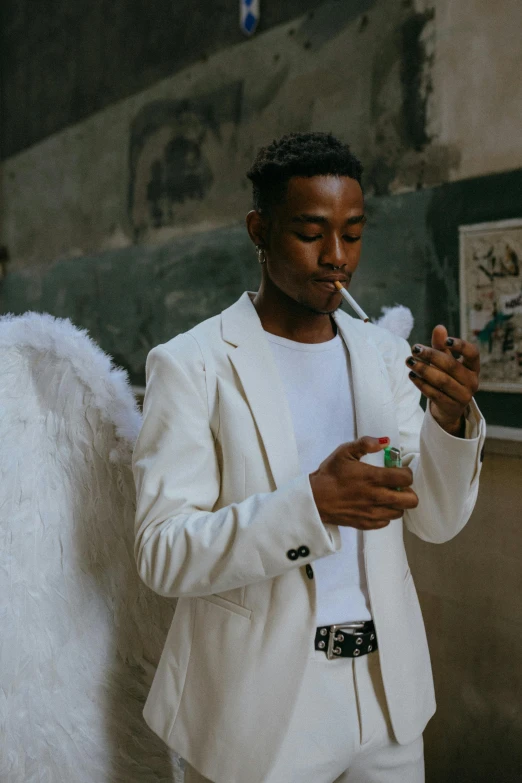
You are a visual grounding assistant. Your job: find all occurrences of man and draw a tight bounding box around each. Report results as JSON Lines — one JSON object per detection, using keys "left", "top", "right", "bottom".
{"left": 133, "top": 132, "right": 485, "bottom": 783}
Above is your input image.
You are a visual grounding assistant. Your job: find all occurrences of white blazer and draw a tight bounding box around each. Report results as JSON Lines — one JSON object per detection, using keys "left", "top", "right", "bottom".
{"left": 133, "top": 292, "right": 485, "bottom": 783}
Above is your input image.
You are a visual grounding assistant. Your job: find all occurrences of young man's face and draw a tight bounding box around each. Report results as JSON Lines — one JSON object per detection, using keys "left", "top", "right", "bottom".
{"left": 263, "top": 175, "right": 365, "bottom": 314}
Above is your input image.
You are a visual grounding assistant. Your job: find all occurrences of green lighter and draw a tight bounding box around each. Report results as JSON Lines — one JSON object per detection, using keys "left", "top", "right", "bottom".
{"left": 383, "top": 446, "right": 402, "bottom": 469}
{"left": 384, "top": 446, "right": 402, "bottom": 491}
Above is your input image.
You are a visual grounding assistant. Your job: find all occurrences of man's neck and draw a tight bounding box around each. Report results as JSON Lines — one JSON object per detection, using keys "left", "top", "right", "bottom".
{"left": 252, "top": 286, "right": 337, "bottom": 344}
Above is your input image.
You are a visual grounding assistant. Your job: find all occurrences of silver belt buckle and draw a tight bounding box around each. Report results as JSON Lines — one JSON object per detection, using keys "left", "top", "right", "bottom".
{"left": 327, "top": 622, "right": 367, "bottom": 660}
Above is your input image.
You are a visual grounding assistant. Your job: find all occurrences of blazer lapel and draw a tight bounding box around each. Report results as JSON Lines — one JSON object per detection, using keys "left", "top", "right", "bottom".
{"left": 221, "top": 295, "right": 397, "bottom": 489}
{"left": 334, "top": 313, "right": 397, "bottom": 466}
{"left": 334, "top": 311, "right": 403, "bottom": 554}
{"left": 222, "top": 294, "right": 301, "bottom": 488}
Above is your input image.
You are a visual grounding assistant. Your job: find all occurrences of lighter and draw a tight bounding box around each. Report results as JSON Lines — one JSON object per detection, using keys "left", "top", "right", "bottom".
{"left": 383, "top": 446, "right": 402, "bottom": 469}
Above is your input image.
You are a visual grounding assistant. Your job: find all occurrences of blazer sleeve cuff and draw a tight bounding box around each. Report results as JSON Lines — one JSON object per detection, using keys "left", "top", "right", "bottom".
{"left": 422, "top": 398, "right": 485, "bottom": 482}
{"left": 281, "top": 473, "right": 342, "bottom": 559}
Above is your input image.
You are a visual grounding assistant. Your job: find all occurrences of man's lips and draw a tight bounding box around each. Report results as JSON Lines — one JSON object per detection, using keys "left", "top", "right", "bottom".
{"left": 313, "top": 276, "right": 349, "bottom": 292}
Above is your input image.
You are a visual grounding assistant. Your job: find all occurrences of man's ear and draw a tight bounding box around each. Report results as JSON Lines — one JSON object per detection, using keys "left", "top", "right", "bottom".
{"left": 246, "top": 210, "right": 269, "bottom": 248}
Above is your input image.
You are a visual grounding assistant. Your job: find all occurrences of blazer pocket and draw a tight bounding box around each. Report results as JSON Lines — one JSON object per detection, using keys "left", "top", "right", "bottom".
{"left": 198, "top": 594, "right": 252, "bottom": 620}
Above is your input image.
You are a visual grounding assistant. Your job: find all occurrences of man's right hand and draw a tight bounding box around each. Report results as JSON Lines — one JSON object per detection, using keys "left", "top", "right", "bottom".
{"left": 309, "top": 437, "right": 418, "bottom": 530}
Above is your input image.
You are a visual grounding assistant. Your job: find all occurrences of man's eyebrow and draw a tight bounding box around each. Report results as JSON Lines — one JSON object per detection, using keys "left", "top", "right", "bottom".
{"left": 291, "top": 214, "right": 327, "bottom": 224}
{"left": 291, "top": 214, "right": 366, "bottom": 225}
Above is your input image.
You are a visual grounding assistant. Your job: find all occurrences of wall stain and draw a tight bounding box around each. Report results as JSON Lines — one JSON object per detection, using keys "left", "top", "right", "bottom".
{"left": 366, "top": 157, "right": 397, "bottom": 198}
{"left": 146, "top": 137, "right": 213, "bottom": 226}
{"left": 392, "top": 144, "right": 462, "bottom": 192}
{"left": 366, "top": 3, "right": 408, "bottom": 196}
{"left": 128, "top": 82, "right": 243, "bottom": 238}
{"left": 366, "top": 5, "right": 453, "bottom": 196}
{"left": 359, "top": 14, "right": 370, "bottom": 32}
{"left": 400, "top": 8, "right": 435, "bottom": 151}
{"left": 295, "top": 0, "right": 376, "bottom": 50}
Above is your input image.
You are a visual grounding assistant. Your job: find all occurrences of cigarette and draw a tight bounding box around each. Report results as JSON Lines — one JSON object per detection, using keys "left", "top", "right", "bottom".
{"left": 334, "top": 281, "right": 369, "bottom": 322}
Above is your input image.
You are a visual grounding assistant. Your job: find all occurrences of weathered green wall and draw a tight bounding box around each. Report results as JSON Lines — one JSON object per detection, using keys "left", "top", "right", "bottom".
{"left": 2, "top": 167, "right": 521, "bottom": 426}
{"left": 0, "top": 223, "right": 255, "bottom": 384}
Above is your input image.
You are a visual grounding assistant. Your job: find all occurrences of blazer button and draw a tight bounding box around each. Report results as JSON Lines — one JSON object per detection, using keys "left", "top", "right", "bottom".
{"left": 306, "top": 564, "right": 314, "bottom": 580}
{"left": 298, "top": 545, "right": 310, "bottom": 558}
{"left": 287, "top": 549, "right": 299, "bottom": 561}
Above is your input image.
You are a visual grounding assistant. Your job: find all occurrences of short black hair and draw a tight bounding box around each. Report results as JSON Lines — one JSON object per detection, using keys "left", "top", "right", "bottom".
{"left": 246, "top": 132, "right": 363, "bottom": 214}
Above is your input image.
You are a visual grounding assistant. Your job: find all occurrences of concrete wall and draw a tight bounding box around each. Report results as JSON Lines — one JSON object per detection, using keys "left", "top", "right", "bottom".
{"left": 0, "top": 0, "right": 319, "bottom": 158}
{"left": 405, "top": 438, "right": 522, "bottom": 783}
{"left": 1, "top": 1, "right": 522, "bottom": 780}
{"left": 3, "top": 0, "right": 522, "bottom": 270}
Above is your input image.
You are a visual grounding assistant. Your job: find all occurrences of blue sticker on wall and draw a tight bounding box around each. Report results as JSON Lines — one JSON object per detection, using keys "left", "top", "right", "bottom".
{"left": 240, "top": 0, "right": 260, "bottom": 36}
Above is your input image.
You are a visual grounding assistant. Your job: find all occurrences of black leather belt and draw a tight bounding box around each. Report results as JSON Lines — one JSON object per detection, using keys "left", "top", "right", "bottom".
{"left": 314, "top": 620, "right": 377, "bottom": 660}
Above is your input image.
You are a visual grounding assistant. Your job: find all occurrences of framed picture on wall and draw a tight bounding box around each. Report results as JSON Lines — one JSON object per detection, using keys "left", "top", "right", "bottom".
{"left": 459, "top": 218, "right": 522, "bottom": 392}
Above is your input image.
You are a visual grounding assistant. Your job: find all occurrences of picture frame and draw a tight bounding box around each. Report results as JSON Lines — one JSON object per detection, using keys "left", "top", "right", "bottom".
{"left": 459, "top": 218, "right": 522, "bottom": 393}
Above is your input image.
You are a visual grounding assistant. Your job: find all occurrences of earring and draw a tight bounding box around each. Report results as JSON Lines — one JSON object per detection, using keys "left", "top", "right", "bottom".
{"left": 256, "top": 246, "right": 267, "bottom": 264}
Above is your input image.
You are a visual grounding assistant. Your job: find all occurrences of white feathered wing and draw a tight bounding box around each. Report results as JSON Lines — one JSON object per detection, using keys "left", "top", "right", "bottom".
{"left": 0, "top": 304, "right": 413, "bottom": 783}
{"left": 373, "top": 304, "right": 414, "bottom": 341}
{"left": 0, "top": 312, "right": 182, "bottom": 783}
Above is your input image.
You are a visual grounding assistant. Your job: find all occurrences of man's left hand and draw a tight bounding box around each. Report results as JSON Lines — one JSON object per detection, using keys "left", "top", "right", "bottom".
{"left": 405, "top": 325, "right": 480, "bottom": 437}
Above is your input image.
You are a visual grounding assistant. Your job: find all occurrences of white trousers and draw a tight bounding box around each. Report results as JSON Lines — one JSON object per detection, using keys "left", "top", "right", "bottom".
{"left": 184, "top": 648, "right": 424, "bottom": 783}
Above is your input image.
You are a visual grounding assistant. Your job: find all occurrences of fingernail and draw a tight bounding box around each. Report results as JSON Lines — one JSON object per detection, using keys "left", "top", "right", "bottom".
{"left": 409, "top": 370, "right": 418, "bottom": 379}
{"left": 378, "top": 437, "right": 389, "bottom": 444}
{"left": 412, "top": 345, "right": 422, "bottom": 354}
{"left": 446, "top": 337, "right": 454, "bottom": 346}
{"left": 406, "top": 357, "right": 416, "bottom": 367}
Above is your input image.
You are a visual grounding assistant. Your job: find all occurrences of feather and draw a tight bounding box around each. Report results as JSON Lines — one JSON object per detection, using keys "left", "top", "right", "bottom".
{"left": 0, "top": 312, "right": 182, "bottom": 782}
{"left": 373, "top": 305, "right": 414, "bottom": 341}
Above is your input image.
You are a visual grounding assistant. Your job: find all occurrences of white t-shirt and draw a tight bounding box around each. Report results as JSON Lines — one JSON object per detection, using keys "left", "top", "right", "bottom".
{"left": 266, "top": 331, "right": 372, "bottom": 626}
